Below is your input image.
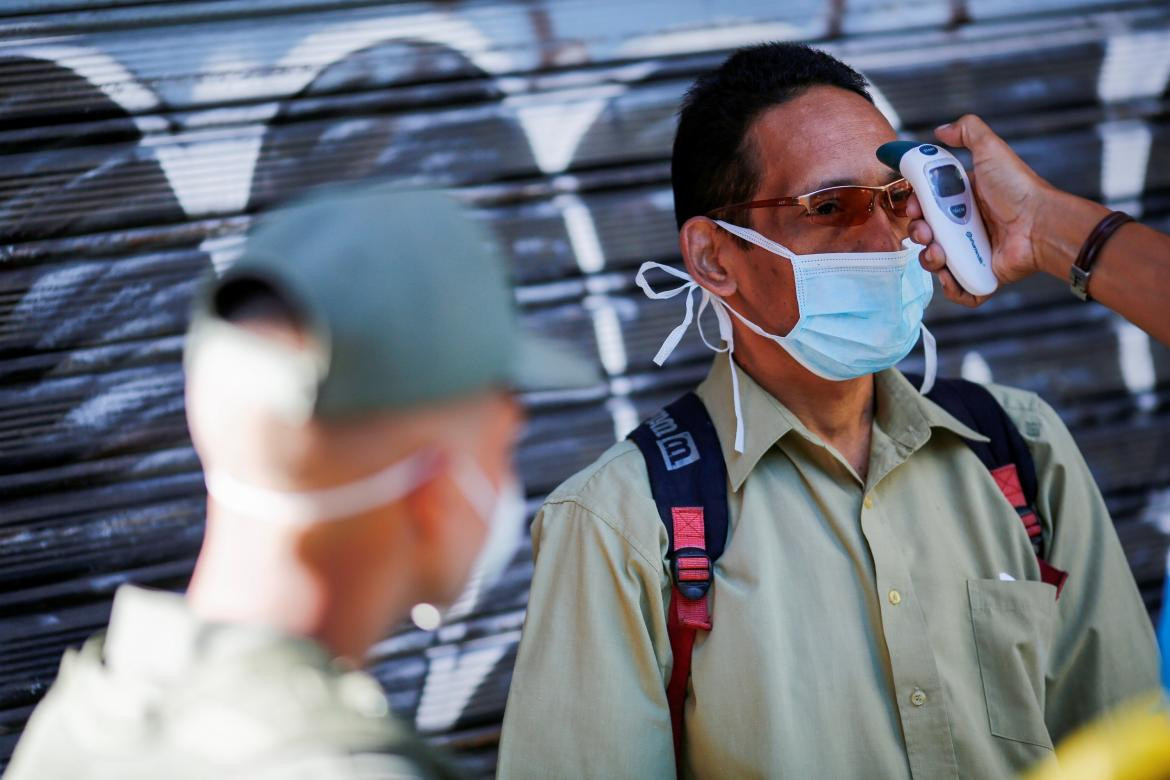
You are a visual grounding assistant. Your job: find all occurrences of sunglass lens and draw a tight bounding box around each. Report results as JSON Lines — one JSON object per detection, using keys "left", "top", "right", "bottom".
{"left": 888, "top": 182, "right": 913, "bottom": 216}
{"left": 806, "top": 187, "right": 873, "bottom": 226}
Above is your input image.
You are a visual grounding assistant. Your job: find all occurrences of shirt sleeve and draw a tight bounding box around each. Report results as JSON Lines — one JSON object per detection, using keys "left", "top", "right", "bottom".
{"left": 496, "top": 495, "right": 675, "bottom": 780}
{"left": 1006, "top": 391, "right": 1161, "bottom": 743}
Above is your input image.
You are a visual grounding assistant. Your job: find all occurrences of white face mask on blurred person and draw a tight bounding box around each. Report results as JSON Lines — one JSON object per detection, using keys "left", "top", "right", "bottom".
{"left": 203, "top": 451, "right": 526, "bottom": 624}
{"left": 411, "top": 462, "right": 526, "bottom": 631}
{"left": 452, "top": 461, "right": 526, "bottom": 591}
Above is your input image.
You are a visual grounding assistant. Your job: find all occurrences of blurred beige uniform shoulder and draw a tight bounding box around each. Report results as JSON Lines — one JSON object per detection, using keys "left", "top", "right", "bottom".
{"left": 4, "top": 585, "right": 461, "bottom": 780}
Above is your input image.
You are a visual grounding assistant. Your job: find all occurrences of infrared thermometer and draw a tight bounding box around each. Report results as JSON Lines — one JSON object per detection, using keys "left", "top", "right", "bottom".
{"left": 877, "top": 141, "right": 998, "bottom": 296}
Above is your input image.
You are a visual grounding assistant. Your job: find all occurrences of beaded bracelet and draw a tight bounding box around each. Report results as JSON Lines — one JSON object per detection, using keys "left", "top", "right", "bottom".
{"left": 1069, "top": 210, "right": 1133, "bottom": 301}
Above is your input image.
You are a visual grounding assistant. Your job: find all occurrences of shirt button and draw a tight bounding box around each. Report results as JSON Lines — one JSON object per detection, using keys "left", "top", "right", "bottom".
{"left": 888, "top": 589, "right": 902, "bottom": 605}
{"left": 911, "top": 689, "right": 927, "bottom": 707}
{"left": 863, "top": 495, "right": 875, "bottom": 510}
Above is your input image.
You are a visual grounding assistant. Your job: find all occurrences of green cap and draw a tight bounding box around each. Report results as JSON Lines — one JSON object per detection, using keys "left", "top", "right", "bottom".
{"left": 186, "top": 182, "right": 597, "bottom": 420}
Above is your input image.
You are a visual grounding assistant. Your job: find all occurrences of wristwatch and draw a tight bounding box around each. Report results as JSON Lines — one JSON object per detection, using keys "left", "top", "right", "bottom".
{"left": 1070, "top": 210, "right": 1133, "bottom": 301}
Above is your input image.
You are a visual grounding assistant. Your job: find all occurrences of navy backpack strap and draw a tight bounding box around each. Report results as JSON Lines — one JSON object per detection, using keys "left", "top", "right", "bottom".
{"left": 627, "top": 392, "right": 728, "bottom": 776}
{"left": 628, "top": 392, "right": 729, "bottom": 561}
{"left": 907, "top": 374, "right": 1067, "bottom": 597}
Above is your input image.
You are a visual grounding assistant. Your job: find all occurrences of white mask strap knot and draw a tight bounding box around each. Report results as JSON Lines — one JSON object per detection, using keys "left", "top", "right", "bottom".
{"left": 635, "top": 261, "right": 748, "bottom": 453}
{"left": 635, "top": 262, "right": 727, "bottom": 364}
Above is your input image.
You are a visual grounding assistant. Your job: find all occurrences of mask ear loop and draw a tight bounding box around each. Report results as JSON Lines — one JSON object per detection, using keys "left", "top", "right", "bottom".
{"left": 204, "top": 448, "right": 442, "bottom": 525}
{"left": 450, "top": 457, "right": 497, "bottom": 522}
{"left": 710, "top": 300, "right": 746, "bottom": 454}
{"left": 713, "top": 219, "right": 796, "bottom": 258}
{"left": 918, "top": 324, "right": 937, "bottom": 395}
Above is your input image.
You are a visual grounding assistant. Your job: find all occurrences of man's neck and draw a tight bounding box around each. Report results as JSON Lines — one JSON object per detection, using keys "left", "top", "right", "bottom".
{"left": 186, "top": 508, "right": 410, "bottom": 664}
{"left": 731, "top": 325, "right": 875, "bottom": 482}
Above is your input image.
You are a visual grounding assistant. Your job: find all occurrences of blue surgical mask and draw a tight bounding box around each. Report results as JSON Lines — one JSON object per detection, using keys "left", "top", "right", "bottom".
{"left": 635, "top": 222, "right": 936, "bottom": 453}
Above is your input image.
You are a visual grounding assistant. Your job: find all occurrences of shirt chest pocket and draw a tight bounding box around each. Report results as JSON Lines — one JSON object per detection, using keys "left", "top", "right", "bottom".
{"left": 967, "top": 579, "right": 1058, "bottom": 750}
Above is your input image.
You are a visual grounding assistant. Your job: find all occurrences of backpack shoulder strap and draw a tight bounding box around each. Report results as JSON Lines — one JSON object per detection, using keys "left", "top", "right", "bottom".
{"left": 628, "top": 392, "right": 730, "bottom": 563}
{"left": 910, "top": 374, "right": 1068, "bottom": 597}
{"left": 627, "top": 392, "right": 728, "bottom": 775}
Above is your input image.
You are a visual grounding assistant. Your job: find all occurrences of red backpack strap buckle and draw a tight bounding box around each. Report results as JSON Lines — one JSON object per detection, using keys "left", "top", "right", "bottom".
{"left": 991, "top": 463, "right": 1068, "bottom": 598}
{"left": 670, "top": 507, "right": 712, "bottom": 629}
{"left": 669, "top": 509, "right": 711, "bottom": 631}
{"left": 991, "top": 463, "right": 1027, "bottom": 507}
{"left": 673, "top": 551, "right": 712, "bottom": 598}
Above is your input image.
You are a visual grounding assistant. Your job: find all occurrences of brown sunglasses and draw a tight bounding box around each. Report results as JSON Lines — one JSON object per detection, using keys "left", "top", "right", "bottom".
{"left": 708, "top": 178, "right": 914, "bottom": 227}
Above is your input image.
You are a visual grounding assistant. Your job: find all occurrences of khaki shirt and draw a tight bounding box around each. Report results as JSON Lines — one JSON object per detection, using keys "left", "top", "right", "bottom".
{"left": 498, "top": 358, "right": 1159, "bottom": 779}
{"left": 5, "top": 585, "right": 460, "bottom": 780}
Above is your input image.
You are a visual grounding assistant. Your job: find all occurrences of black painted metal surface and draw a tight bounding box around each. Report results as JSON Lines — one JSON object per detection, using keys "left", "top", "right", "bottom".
{"left": 2, "top": 1, "right": 1170, "bottom": 775}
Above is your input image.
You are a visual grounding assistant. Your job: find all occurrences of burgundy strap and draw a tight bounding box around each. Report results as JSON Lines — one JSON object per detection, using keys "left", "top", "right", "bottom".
{"left": 666, "top": 593, "right": 697, "bottom": 775}
{"left": 990, "top": 464, "right": 1068, "bottom": 598}
{"left": 665, "top": 507, "right": 712, "bottom": 777}
{"left": 1038, "top": 558, "right": 1069, "bottom": 597}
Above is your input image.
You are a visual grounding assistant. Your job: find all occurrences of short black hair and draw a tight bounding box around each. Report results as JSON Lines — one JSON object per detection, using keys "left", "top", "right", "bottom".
{"left": 671, "top": 42, "right": 872, "bottom": 230}
{"left": 214, "top": 276, "right": 302, "bottom": 328}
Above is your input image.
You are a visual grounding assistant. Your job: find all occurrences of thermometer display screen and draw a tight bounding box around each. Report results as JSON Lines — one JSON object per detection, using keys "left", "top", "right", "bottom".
{"left": 929, "top": 164, "right": 966, "bottom": 197}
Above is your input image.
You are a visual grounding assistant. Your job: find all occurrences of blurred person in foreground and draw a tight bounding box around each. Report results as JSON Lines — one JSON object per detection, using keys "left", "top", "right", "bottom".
{"left": 497, "top": 42, "right": 1159, "bottom": 779}
{"left": 908, "top": 114, "right": 1170, "bottom": 346}
{"left": 4, "top": 184, "right": 594, "bottom": 779}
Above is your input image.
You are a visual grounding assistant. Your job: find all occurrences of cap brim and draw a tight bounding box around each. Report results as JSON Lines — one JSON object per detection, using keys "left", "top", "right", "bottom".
{"left": 511, "top": 332, "right": 602, "bottom": 392}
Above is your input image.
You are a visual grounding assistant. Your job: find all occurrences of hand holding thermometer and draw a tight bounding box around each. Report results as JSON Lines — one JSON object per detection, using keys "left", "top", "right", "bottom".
{"left": 877, "top": 141, "right": 998, "bottom": 296}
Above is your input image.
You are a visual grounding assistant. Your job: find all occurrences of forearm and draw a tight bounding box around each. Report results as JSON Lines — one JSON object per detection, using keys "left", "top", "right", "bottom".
{"left": 1033, "top": 187, "right": 1170, "bottom": 345}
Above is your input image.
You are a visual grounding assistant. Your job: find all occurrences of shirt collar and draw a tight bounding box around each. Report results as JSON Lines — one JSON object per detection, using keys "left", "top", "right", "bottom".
{"left": 877, "top": 369, "right": 990, "bottom": 449}
{"left": 696, "top": 356, "right": 801, "bottom": 491}
{"left": 695, "top": 358, "right": 988, "bottom": 492}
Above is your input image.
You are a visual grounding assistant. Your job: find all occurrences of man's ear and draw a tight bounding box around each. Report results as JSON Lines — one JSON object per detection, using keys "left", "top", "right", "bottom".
{"left": 679, "top": 216, "right": 739, "bottom": 297}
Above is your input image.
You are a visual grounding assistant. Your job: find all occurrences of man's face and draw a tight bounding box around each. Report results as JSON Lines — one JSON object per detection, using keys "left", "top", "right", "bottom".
{"left": 717, "top": 85, "right": 908, "bottom": 337}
